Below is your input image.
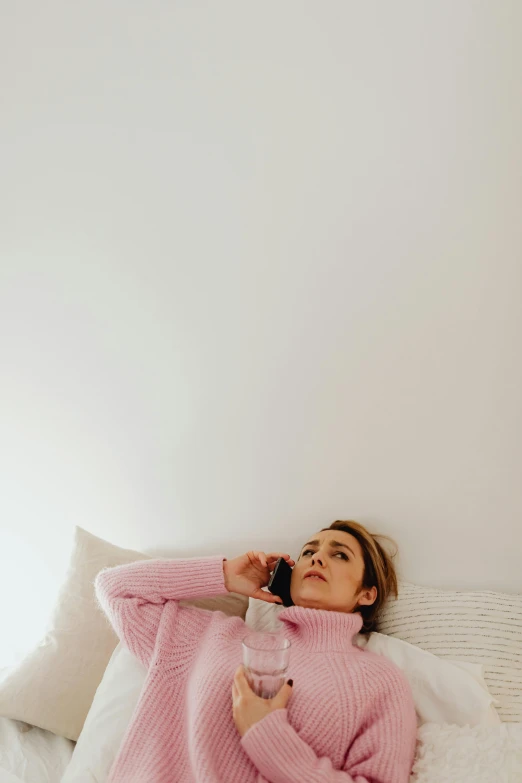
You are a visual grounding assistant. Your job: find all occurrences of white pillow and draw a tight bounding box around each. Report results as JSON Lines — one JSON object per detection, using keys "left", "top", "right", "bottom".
{"left": 245, "top": 597, "right": 500, "bottom": 728}
{"left": 376, "top": 580, "right": 522, "bottom": 722}
{"left": 245, "top": 594, "right": 285, "bottom": 633}
{"left": 355, "top": 633, "right": 500, "bottom": 727}
{"left": 0, "top": 527, "right": 153, "bottom": 741}
{"left": 62, "top": 644, "right": 145, "bottom": 783}
{"left": 0, "top": 526, "right": 249, "bottom": 743}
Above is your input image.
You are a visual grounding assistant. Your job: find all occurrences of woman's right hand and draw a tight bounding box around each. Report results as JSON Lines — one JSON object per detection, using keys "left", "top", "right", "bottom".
{"left": 223, "top": 551, "right": 295, "bottom": 604}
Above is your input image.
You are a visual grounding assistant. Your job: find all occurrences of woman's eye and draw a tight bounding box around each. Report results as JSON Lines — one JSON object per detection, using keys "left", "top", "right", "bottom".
{"left": 302, "top": 549, "right": 348, "bottom": 560}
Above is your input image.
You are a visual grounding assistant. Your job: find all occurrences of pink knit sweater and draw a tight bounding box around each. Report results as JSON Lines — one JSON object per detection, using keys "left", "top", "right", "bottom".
{"left": 94, "top": 556, "right": 417, "bottom": 783}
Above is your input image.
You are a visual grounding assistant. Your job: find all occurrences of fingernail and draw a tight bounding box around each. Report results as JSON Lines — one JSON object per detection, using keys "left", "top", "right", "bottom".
{"left": 287, "top": 679, "right": 293, "bottom": 687}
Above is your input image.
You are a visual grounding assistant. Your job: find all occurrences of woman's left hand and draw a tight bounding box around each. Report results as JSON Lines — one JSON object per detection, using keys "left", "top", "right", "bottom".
{"left": 232, "top": 665, "right": 294, "bottom": 737}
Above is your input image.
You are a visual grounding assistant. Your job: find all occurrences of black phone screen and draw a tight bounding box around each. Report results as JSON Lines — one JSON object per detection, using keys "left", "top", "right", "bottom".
{"left": 267, "top": 557, "right": 294, "bottom": 607}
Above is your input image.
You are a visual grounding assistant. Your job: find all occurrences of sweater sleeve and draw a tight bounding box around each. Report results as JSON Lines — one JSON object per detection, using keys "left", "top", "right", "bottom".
{"left": 240, "top": 668, "right": 417, "bottom": 783}
{"left": 94, "top": 555, "right": 229, "bottom": 669}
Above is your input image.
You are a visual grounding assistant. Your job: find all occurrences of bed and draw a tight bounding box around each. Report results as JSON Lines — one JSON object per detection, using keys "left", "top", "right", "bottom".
{"left": 0, "top": 527, "right": 520, "bottom": 783}
{"left": 1, "top": 714, "right": 521, "bottom": 783}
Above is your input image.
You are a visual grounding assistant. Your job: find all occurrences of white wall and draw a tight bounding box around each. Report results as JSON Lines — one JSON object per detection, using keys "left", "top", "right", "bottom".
{"left": 1, "top": 1, "right": 521, "bottom": 665}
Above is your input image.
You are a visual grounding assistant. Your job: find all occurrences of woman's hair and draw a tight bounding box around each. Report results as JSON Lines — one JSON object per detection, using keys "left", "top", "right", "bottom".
{"left": 320, "top": 520, "right": 399, "bottom": 634}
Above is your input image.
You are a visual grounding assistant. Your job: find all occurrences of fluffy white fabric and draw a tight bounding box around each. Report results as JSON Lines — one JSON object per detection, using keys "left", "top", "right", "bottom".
{"left": 411, "top": 722, "right": 522, "bottom": 782}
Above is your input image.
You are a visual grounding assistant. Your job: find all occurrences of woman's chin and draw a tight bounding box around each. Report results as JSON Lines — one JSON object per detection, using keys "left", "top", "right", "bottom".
{"left": 293, "top": 593, "right": 327, "bottom": 609}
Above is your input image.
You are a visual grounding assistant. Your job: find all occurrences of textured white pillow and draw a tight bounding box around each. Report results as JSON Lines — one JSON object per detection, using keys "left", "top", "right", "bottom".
{"left": 355, "top": 633, "right": 500, "bottom": 727}
{"left": 245, "top": 597, "right": 500, "bottom": 728}
{"left": 376, "top": 580, "right": 522, "bottom": 723}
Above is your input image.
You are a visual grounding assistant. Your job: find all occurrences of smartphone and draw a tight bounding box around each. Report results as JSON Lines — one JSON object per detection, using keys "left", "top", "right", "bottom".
{"left": 267, "top": 557, "right": 294, "bottom": 607}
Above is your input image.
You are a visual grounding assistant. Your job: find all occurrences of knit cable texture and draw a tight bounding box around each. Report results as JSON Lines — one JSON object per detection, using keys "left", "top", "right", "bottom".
{"left": 94, "top": 556, "right": 417, "bottom": 782}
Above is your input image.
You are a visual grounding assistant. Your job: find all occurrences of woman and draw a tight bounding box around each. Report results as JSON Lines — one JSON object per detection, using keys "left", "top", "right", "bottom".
{"left": 95, "top": 520, "right": 417, "bottom": 782}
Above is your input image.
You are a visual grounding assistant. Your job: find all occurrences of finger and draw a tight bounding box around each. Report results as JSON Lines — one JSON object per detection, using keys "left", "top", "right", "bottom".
{"left": 252, "top": 587, "right": 284, "bottom": 605}
{"left": 266, "top": 553, "right": 295, "bottom": 567}
{"left": 233, "top": 665, "right": 251, "bottom": 696}
{"left": 254, "top": 551, "right": 268, "bottom": 569}
{"left": 272, "top": 680, "right": 294, "bottom": 710}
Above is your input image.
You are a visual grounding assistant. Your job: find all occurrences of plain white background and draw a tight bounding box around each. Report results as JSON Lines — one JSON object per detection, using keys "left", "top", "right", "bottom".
{"left": 1, "top": 1, "right": 521, "bottom": 665}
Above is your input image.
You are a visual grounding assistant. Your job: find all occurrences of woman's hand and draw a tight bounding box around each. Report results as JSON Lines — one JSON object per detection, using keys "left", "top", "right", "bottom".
{"left": 232, "top": 665, "right": 294, "bottom": 737}
{"left": 223, "top": 551, "right": 295, "bottom": 604}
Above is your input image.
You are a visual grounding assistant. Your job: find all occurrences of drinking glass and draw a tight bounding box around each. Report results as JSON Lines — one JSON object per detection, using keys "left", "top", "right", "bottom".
{"left": 242, "top": 631, "right": 291, "bottom": 699}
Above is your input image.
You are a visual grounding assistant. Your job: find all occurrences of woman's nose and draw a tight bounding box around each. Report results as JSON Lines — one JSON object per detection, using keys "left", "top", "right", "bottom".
{"left": 311, "top": 554, "right": 324, "bottom": 566}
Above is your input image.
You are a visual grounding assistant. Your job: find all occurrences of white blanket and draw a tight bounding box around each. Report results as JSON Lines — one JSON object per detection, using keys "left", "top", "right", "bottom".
{"left": 411, "top": 721, "right": 522, "bottom": 783}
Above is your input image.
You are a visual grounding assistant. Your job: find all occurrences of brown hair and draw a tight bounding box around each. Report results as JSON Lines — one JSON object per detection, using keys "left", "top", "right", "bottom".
{"left": 320, "top": 520, "right": 399, "bottom": 633}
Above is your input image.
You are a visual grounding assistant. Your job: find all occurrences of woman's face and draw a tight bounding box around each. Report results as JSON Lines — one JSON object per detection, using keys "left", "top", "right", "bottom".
{"left": 290, "top": 529, "right": 377, "bottom": 613}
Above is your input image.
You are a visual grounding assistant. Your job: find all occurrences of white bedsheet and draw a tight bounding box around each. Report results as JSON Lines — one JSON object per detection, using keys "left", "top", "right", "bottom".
{"left": 0, "top": 717, "right": 74, "bottom": 783}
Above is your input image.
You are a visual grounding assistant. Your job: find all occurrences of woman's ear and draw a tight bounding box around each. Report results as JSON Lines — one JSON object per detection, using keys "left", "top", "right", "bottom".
{"left": 357, "top": 585, "right": 377, "bottom": 607}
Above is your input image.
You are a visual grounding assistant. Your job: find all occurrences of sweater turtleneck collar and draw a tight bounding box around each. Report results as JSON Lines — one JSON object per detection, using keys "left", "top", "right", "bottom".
{"left": 277, "top": 604, "right": 364, "bottom": 653}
